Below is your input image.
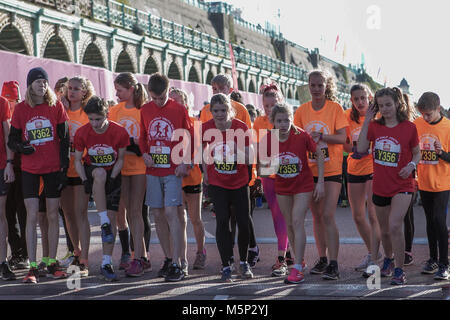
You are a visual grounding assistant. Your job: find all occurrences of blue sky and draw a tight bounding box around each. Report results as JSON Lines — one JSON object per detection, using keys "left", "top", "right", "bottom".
{"left": 222, "top": 0, "right": 450, "bottom": 108}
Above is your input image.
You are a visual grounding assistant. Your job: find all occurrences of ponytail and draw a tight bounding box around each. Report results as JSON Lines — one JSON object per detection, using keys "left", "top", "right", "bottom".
{"left": 133, "top": 83, "right": 148, "bottom": 109}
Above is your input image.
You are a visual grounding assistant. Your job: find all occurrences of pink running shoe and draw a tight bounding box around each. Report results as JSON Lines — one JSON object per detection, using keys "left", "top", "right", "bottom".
{"left": 284, "top": 268, "right": 305, "bottom": 284}
{"left": 125, "top": 259, "right": 144, "bottom": 277}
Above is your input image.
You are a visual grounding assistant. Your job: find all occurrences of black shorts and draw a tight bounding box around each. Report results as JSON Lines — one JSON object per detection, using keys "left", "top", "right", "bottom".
{"left": 84, "top": 165, "right": 121, "bottom": 212}
{"left": 67, "top": 177, "right": 83, "bottom": 186}
{"left": 182, "top": 184, "right": 202, "bottom": 194}
{"left": 0, "top": 169, "right": 10, "bottom": 196}
{"left": 372, "top": 192, "right": 413, "bottom": 207}
{"left": 22, "top": 171, "right": 61, "bottom": 199}
{"left": 348, "top": 173, "right": 373, "bottom": 184}
{"left": 314, "top": 175, "right": 343, "bottom": 184}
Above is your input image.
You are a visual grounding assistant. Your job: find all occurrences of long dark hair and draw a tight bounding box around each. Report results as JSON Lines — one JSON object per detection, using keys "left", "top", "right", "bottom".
{"left": 373, "top": 87, "right": 411, "bottom": 125}
{"left": 350, "top": 83, "right": 373, "bottom": 124}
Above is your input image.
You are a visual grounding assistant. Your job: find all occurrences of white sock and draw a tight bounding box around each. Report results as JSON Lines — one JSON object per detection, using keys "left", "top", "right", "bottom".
{"left": 102, "top": 255, "right": 112, "bottom": 267}
{"left": 240, "top": 261, "right": 246, "bottom": 265}
{"left": 293, "top": 264, "right": 303, "bottom": 272}
{"left": 248, "top": 246, "right": 258, "bottom": 252}
{"left": 98, "top": 211, "right": 110, "bottom": 225}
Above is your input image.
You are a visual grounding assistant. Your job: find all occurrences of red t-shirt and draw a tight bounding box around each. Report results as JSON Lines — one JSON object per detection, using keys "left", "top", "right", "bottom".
{"left": 139, "top": 98, "right": 193, "bottom": 177}
{"left": 0, "top": 96, "right": 12, "bottom": 170}
{"left": 10, "top": 100, "right": 68, "bottom": 174}
{"left": 202, "top": 119, "right": 250, "bottom": 190}
{"left": 74, "top": 121, "right": 129, "bottom": 171}
{"left": 367, "top": 120, "right": 419, "bottom": 197}
{"left": 266, "top": 126, "right": 316, "bottom": 195}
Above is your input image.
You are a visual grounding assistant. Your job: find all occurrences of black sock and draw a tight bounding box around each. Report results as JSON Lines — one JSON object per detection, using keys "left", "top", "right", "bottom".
{"left": 320, "top": 256, "right": 328, "bottom": 264}
{"left": 286, "top": 251, "right": 292, "bottom": 259}
{"left": 330, "top": 260, "right": 338, "bottom": 267}
{"left": 278, "top": 256, "right": 286, "bottom": 263}
{"left": 118, "top": 228, "right": 130, "bottom": 255}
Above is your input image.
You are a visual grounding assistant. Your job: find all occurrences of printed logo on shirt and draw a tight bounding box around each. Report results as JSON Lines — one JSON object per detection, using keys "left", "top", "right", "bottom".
{"left": 419, "top": 134, "right": 439, "bottom": 165}
{"left": 277, "top": 152, "right": 301, "bottom": 178}
{"left": 88, "top": 144, "right": 116, "bottom": 166}
{"left": 213, "top": 142, "right": 237, "bottom": 175}
{"left": 373, "top": 137, "right": 400, "bottom": 167}
{"left": 69, "top": 119, "right": 83, "bottom": 153}
{"left": 304, "top": 121, "right": 330, "bottom": 162}
{"left": 25, "top": 116, "right": 54, "bottom": 145}
{"left": 119, "top": 117, "right": 140, "bottom": 139}
{"left": 149, "top": 117, "right": 174, "bottom": 142}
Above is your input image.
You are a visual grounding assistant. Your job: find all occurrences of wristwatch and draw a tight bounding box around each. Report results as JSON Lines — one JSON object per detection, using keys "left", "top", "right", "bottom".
{"left": 407, "top": 161, "right": 417, "bottom": 170}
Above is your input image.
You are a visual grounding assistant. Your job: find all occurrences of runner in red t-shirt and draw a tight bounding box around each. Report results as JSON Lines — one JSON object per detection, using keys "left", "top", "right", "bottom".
{"left": 139, "top": 73, "right": 193, "bottom": 282}
{"left": 261, "top": 103, "right": 324, "bottom": 284}
{"left": 202, "top": 93, "right": 254, "bottom": 282}
{"left": 357, "top": 87, "right": 421, "bottom": 285}
{"left": 0, "top": 95, "right": 15, "bottom": 280}
{"left": 8, "top": 67, "right": 70, "bottom": 283}
{"left": 74, "top": 96, "right": 129, "bottom": 282}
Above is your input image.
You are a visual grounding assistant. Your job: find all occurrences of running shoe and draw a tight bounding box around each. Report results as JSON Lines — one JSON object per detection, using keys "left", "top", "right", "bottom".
{"left": 1, "top": 262, "right": 16, "bottom": 281}
{"left": 140, "top": 257, "right": 152, "bottom": 273}
{"left": 46, "top": 263, "right": 68, "bottom": 279}
{"left": 100, "top": 264, "right": 118, "bottom": 282}
{"left": 119, "top": 253, "right": 131, "bottom": 270}
{"left": 380, "top": 257, "right": 395, "bottom": 277}
{"left": 285, "top": 251, "right": 294, "bottom": 266}
{"left": 181, "top": 260, "right": 189, "bottom": 277}
{"left": 355, "top": 254, "right": 371, "bottom": 272}
{"left": 239, "top": 262, "right": 254, "bottom": 279}
{"left": 59, "top": 252, "right": 74, "bottom": 268}
{"left": 434, "top": 264, "right": 450, "bottom": 280}
{"left": 391, "top": 268, "right": 407, "bottom": 285}
{"left": 71, "top": 256, "right": 80, "bottom": 267}
{"left": 271, "top": 259, "right": 288, "bottom": 277}
{"left": 79, "top": 264, "right": 89, "bottom": 278}
{"left": 37, "top": 261, "right": 48, "bottom": 277}
{"left": 340, "top": 200, "right": 349, "bottom": 208}
{"left": 422, "top": 259, "right": 439, "bottom": 274}
{"left": 310, "top": 259, "right": 328, "bottom": 274}
{"left": 101, "top": 223, "right": 114, "bottom": 243}
{"left": 23, "top": 267, "right": 39, "bottom": 284}
{"left": 8, "top": 255, "right": 30, "bottom": 270}
{"left": 247, "top": 246, "right": 260, "bottom": 268}
{"left": 284, "top": 267, "right": 305, "bottom": 284}
{"left": 221, "top": 267, "right": 233, "bottom": 283}
{"left": 404, "top": 252, "right": 414, "bottom": 266}
{"left": 165, "top": 263, "right": 185, "bottom": 282}
{"left": 193, "top": 251, "right": 206, "bottom": 270}
{"left": 322, "top": 264, "right": 340, "bottom": 280}
{"left": 362, "top": 262, "right": 378, "bottom": 279}
{"left": 125, "top": 259, "right": 144, "bottom": 277}
{"left": 158, "top": 258, "right": 172, "bottom": 277}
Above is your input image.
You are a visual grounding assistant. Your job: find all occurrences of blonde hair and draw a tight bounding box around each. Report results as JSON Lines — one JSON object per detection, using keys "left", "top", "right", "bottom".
{"left": 25, "top": 85, "right": 57, "bottom": 107}
{"left": 169, "top": 87, "right": 190, "bottom": 111}
{"left": 66, "top": 76, "right": 96, "bottom": 108}
{"left": 309, "top": 69, "right": 339, "bottom": 103}
{"left": 114, "top": 72, "right": 148, "bottom": 109}
{"left": 210, "top": 93, "right": 236, "bottom": 120}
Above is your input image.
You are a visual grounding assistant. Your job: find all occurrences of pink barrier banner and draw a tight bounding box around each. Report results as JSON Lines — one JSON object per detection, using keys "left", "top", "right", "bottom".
{"left": 0, "top": 50, "right": 263, "bottom": 114}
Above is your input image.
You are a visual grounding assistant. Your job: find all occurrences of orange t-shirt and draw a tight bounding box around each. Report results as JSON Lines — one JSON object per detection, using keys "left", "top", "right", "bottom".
{"left": 293, "top": 100, "right": 348, "bottom": 177}
{"left": 182, "top": 117, "right": 203, "bottom": 187}
{"left": 345, "top": 111, "right": 373, "bottom": 176}
{"left": 67, "top": 108, "right": 89, "bottom": 177}
{"left": 109, "top": 102, "right": 146, "bottom": 176}
{"left": 200, "top": 100, "right": 252, "bottom": 128}
{"left": 414, "top": 116, "right": 450, "bottom": 192}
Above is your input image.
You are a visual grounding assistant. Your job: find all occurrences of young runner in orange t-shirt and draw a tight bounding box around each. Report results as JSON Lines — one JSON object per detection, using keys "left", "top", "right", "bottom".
{"left": 109, "top": 72, "right": 150, "bottom": 277}
{"left": 293, "top": 70, "right": 348, "bottom": 280}
{"left": 58, "top": 77, "right": 93, "bottom": 276}
{"left": 415, "top": 92, "right": 450, "bottom": 280}
{"left": 169, "top": 87, "right": 206, "bottom": 273}
{"left": 343, "top": 84, "right": 381, "bottom": 273}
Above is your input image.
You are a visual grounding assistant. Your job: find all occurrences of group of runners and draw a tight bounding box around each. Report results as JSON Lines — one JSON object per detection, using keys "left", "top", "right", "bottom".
{"left": 0, "top": 67, "right": 448, "bottom": 287}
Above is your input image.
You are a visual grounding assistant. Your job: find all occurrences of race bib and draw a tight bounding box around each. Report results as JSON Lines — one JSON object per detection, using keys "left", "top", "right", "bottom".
{"left": 214, "top": 162, "right": 237, "bottom": 174}
{"left": 277, "top": 153, "right": 301, "bottom": 178}
{"left": 88, "top": 146, "right": 116, "bottom": 167}
{"left": 374, "top": 138, "right": 400, "bottom": 167}
{"left": 150, "top": 145, "right": 171, "bottom": 168}
{"left": 26, "top": 119, "right": 54, "bottom": 145}
{"left": 213, "top": 143, "right": 237, "bottom": 175}
{"left": 419, "top": 135, "right": 439, "bottom": 165}
{"left": 308, "top": 142, "right": 330, "bottom": 162}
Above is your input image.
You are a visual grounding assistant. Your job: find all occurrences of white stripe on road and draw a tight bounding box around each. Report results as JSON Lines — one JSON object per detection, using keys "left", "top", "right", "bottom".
{"left": 213, "top": 295, "right": 229, "bottom": 300}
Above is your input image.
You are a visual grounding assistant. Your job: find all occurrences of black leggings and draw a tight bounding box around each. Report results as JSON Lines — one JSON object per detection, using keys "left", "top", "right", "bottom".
{"left": 209, "top": 184, "right": 251, "bottom": 267}
{"left": 403, "top": 192, "right": 415, "bottom": 253}
{"left": 420, "top": 190, "right": 449, "bottom": 266}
